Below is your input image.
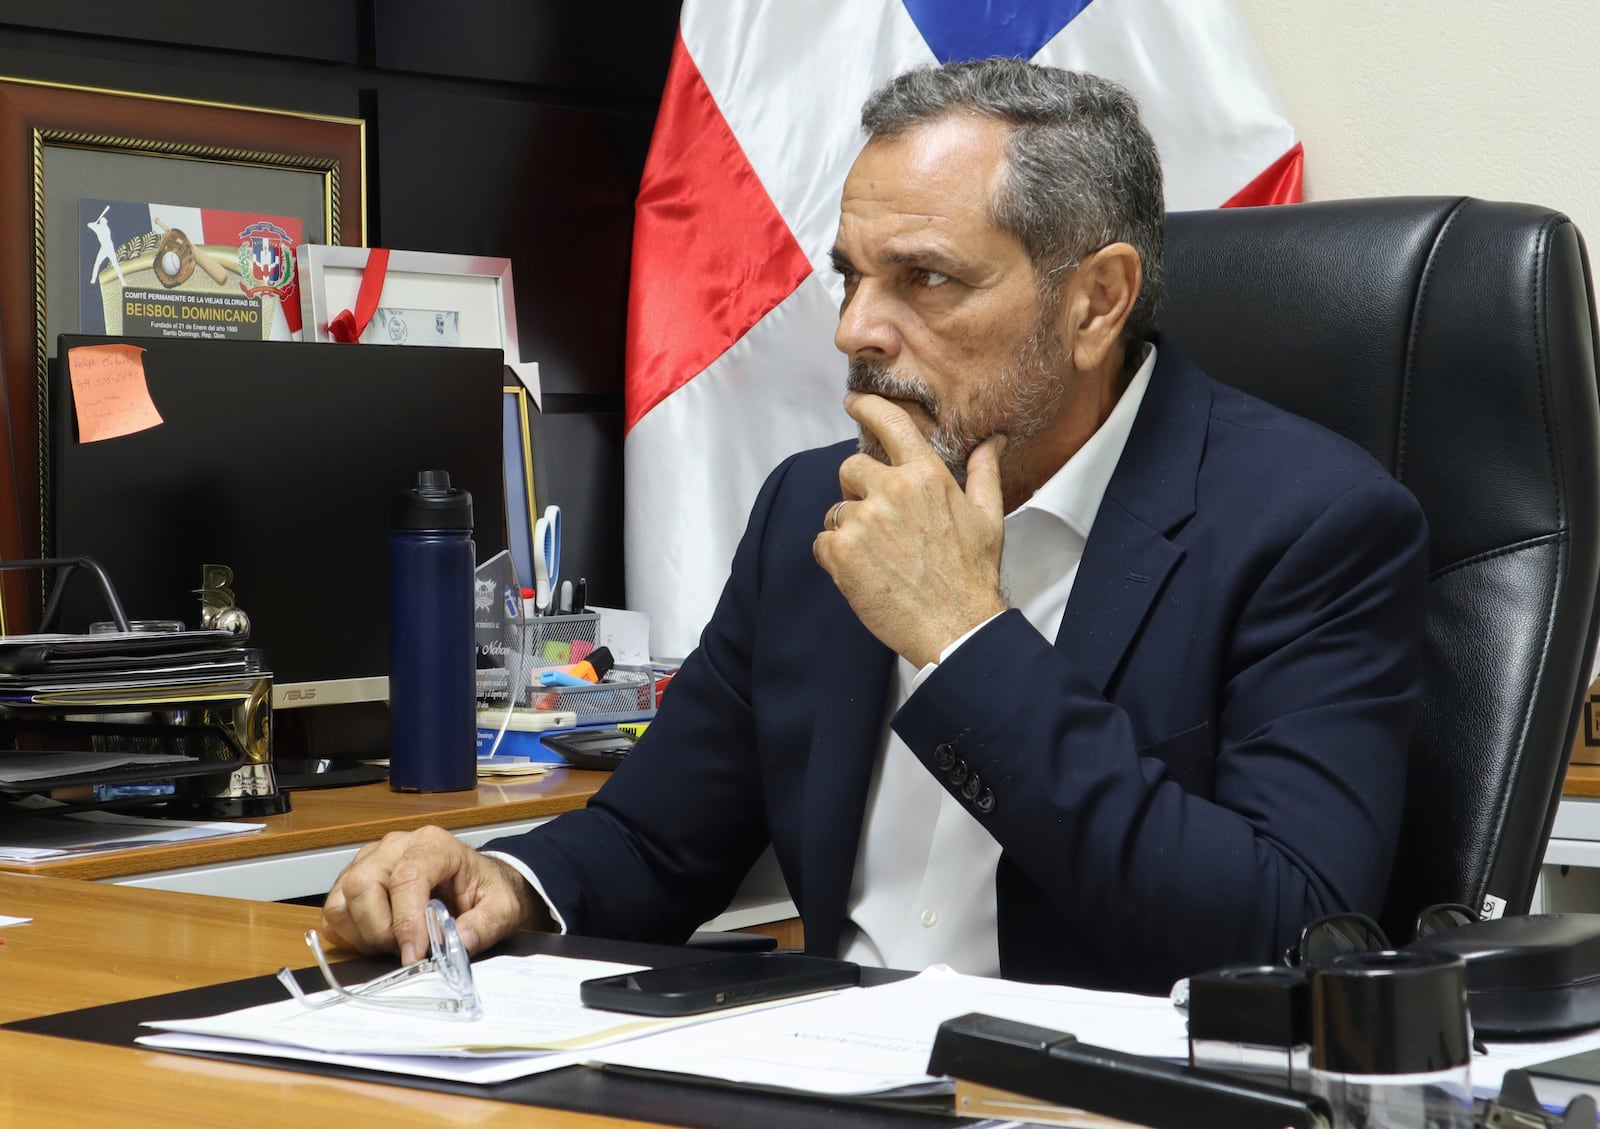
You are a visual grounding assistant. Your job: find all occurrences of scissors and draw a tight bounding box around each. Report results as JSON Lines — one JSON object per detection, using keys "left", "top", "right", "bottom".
{"left": 532, "top": 505, "right": 561, "bottom": 614}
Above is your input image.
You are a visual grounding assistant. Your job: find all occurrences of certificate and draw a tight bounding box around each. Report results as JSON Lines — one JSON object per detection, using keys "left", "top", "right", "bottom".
{"left": 79, "top": 197, "right": 305, "bottom": 342}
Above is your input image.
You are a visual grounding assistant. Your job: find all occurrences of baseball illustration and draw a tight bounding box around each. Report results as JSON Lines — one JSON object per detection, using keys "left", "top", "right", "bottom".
{"left": 160, "top": 250, "right": 181, "bottom": 276}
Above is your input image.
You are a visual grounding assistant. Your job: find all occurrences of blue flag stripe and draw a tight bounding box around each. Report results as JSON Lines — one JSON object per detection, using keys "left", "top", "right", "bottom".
{"left": 900, "top": 0, "right": 1096, "bottom": 64}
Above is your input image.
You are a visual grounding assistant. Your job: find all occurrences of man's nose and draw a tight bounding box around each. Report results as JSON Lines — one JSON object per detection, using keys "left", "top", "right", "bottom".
{"left": 835, "top": 281, "right": 900, "bottom": 360}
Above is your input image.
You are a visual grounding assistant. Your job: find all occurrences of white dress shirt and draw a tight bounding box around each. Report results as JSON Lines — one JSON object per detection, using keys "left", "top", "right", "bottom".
{"left": 496, "top": 346, "right": 1158, "bottom": 959}
{"left": 836, "top": 344, "right": 1157, "bottom": 974}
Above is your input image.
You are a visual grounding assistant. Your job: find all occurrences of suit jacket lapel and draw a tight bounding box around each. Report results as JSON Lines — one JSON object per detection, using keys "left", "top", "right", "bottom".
{"left": 1057, "top": 345, "right": 1210, "bottom": 691}
{"left": 800, "top": 590, "right": 893, "bottom": 956}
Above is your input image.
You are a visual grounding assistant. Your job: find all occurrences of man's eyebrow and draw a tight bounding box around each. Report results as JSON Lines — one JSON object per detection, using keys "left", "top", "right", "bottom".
{"left": 830, "top": 247, "right": 968, "bottom": 276}
{"left": 882, "top": 248, "right": 966, "bottom": 275}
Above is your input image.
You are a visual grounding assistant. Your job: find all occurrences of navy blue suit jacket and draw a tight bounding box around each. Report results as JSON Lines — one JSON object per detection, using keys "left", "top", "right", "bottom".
{"left": 489, "top": 348, "right": 1430, "bottom": 994}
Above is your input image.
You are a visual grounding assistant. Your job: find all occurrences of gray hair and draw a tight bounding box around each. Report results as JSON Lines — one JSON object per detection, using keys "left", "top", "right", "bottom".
{"left": 861, "top": 59, "right": 1165, "bottom": 342}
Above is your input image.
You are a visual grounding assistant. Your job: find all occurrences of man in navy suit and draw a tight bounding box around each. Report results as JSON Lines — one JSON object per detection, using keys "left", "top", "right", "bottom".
{"left": 323, "top": 60, "right": 1427, "bottom": 994}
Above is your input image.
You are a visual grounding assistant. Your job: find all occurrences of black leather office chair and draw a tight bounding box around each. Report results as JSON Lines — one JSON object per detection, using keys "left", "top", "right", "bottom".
{"left": 1159, "top": 196, "right": 1600, "bottom": 938}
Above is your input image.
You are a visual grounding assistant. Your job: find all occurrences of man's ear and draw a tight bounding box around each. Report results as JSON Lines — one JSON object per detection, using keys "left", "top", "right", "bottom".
{"left": 1061, "top": 242, "right": 1142, "bottom": 371}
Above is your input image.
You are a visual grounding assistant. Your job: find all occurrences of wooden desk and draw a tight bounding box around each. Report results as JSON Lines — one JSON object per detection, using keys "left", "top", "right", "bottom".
{"left": 0, "top": 773, "right": 607, "bottom": 887}
{"left": 1566, "top": 763, "right": 1600, "bottom": 797}
{"left": 0, "top": 872, "right": 646, "bottom": 1128}
{"left": 0, "top": 876, "right": 882, "bottom": 1128}
{"left": 0, "top": 774, "right": 801, "bottom": 936}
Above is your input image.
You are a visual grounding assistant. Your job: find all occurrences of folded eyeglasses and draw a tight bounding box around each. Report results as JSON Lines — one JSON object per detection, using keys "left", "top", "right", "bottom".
{"left": 277, "top": 898, "right": 483, "bottom": 1020}
{"left": 1282, "top": 902, "right": 1477, "bottom": 968}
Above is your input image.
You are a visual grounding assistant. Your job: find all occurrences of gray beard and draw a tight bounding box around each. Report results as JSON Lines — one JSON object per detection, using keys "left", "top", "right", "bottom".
{"left": 844, "top": 326, "right": 1066, "bottom": 486}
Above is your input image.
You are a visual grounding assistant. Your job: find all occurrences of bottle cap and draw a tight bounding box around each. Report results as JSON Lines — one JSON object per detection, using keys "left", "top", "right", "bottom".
{"left": 394, "top": 470, "right": 473, "bottom": 531}
{"left": 1311, "top": 949, "right": 1470, "bottom": 1074}
{"left": 1188, "top": 964, "right": 1311, "bottom": 1047}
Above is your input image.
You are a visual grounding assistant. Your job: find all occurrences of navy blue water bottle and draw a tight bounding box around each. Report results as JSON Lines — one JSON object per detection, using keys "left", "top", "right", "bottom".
{"left": 389, "top": 470, "right": 477, "bottom": 792}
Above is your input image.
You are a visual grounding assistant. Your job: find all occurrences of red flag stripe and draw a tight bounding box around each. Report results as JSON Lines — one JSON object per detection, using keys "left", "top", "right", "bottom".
{"left": 624, "top": 30, "right": 816, "bottom": 433}
{"left": 1223, "top": 142, "right": 1304, "bottom": 208}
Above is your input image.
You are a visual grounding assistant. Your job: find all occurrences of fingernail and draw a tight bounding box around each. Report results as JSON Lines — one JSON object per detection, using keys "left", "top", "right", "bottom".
{"left": 843, "top": 390, "right": 859, "bottom": 405}
{"left": 995, "top": 434, "right": 1009, "bottom": 453}
{"left": 459, "top": 926, "right": 479, "bottom": 952}
{"left": 400, "top": 942, "right": 417, "bottom": 966}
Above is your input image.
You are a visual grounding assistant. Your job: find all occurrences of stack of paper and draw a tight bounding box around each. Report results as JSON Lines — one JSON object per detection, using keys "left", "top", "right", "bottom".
{"left": 139, "top": 954, "right": 783, "bottom": 1085}
{"left": 137, "top": 957, "right": 1188, "bottom": 1097}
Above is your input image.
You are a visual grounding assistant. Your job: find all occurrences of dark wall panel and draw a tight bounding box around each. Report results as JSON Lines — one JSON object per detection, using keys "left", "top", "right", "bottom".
{"left": 530, "top": 408, "right": 626, "bottom": 607}
{"left": 374, "top": 0, "right": 678, "bottom": 99}
{"left": 0, "top": 31, "right": 360, "bottom": 117}
{"left": 0, "top": 2, "right": 360, "bottom": 62}
{"left": 376, "top": 88, "right": 653, "bottom": 397}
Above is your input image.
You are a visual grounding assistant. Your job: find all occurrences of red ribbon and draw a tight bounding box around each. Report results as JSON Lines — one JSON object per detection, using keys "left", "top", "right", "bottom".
{"left": 328, "top": 247, "right": 390, "bottom": 343}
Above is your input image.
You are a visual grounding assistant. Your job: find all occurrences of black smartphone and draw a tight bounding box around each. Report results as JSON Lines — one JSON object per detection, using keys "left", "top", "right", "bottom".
{"left": 579, "top": 952, "right": 860, "bottom": 1016}
{"left": 541, "top": 729, "right": 634, "bottom": 771}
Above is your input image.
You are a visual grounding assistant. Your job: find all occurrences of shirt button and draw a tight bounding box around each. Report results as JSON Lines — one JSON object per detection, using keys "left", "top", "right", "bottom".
{"left": 920, "top": 908, "right": 938, "bottom": 928}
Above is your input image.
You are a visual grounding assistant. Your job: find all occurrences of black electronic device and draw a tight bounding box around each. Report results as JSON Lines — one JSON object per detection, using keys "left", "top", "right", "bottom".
{"left": 579, "top": 953, "right": 860, "bottom": 1016}
{"left": 48, "top": 336, "right": 508, "bottom": 764}
{"left": 1406, "top": 913, "right": 1600, "bottom": 1036}
{"left": 542, "top": 728, "right": 635, "bottom": 771}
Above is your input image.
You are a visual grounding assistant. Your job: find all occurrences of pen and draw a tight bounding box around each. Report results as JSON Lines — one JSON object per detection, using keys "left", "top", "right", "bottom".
{"left": 574, "top": 577, "right": 588, "bottom": 613}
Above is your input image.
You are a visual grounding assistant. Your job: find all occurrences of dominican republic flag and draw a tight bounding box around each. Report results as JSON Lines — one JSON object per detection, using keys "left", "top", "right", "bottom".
{"left": 625, "top": 1, "right": 1302, "bottom": 659}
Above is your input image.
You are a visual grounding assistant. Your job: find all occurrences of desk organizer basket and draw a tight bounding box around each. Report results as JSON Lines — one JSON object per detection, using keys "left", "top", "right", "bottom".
{"left": 535, "top": 665, "right": 656, "bottom": 724}
{"left": 518, "top": 613, "right": 600, "bottom": 667}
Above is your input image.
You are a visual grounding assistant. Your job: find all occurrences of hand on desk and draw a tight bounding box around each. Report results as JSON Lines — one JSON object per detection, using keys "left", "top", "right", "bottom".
{"left": 321, "top": 826, "right": 553, "bottom": 965}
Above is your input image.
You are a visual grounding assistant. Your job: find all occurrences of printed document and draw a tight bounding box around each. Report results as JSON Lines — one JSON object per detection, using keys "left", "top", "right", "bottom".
{"left": 144, "top": 955, "right": 683, "bottom": 1056}
{"left": 139, "top": 953, "right": 843, "bottom": 1085}
{"left": 584, "top": 965, "right": 1189, "bottom": 1097}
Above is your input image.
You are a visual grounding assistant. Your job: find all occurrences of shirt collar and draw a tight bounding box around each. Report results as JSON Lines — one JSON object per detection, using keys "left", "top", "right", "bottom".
{"left": 1013, "top": 342, "right": 1158, "bottom": 540}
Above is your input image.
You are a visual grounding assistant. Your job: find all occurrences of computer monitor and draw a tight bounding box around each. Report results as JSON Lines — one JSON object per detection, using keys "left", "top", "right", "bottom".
{"left": 47, "top": 335, "right": 507, "bottom": 756}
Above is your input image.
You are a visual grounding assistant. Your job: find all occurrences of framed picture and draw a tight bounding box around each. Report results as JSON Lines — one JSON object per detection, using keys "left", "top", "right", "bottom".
{"left": 298, "top": 245, "right": 540, "bottom": 402}
{"left": 503, "top": 385, "right": 540, "bottom": 593}
{"left": 0, "top": 77, "right": 365, "bottom": 629}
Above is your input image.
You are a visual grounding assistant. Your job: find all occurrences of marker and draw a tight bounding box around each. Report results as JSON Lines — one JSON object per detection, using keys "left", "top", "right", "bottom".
{"left": 537, "top": 646, "right": 615, "bottom": 688}
{"left": 558, "top": 579, "right": 574, "bottom": 614}
{"left": 573, "top": 578, "right": 588, "bottom": 613}
{"left": 521, "top": 586, "right": 537, "bottom": 620}
{"left": 571, "top": 646, "right": 614, "bottom": 683}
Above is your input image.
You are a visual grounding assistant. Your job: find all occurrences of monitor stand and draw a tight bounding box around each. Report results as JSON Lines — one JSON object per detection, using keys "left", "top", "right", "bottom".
{"left": 272, "top": 699, "right": 391, "bottom": 790}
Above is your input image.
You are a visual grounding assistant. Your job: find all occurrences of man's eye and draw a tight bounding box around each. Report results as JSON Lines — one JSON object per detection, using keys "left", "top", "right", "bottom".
{"left": 917, "top": 270, "right": 950, "bottom": 288}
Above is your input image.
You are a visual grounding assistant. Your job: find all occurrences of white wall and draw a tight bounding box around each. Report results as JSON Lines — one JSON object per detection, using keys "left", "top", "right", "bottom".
{"left": 1236, "top": 0, "right": 1600, "bottom": 243}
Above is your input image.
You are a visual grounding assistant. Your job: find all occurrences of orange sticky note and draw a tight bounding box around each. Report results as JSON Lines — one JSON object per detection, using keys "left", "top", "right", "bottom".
{"left": 67, "top": 344, "right": 163, "bottom": 442}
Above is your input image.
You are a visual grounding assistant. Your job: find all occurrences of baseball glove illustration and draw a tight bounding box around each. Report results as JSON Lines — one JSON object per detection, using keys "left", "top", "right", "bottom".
{"left": 152, "top": 227, "right": 197, "bottom": 287}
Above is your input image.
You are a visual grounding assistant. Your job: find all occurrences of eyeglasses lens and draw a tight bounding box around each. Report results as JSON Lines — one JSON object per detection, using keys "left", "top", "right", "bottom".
{"left": 1415, "top": 903, "right": 1477, "bottom": 938}
{"left": 1300, "top": 915, "right": 1388, "bottom": 965}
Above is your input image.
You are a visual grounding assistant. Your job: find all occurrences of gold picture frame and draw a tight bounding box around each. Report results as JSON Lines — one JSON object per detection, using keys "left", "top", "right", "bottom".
{"left": 0, "top": 76, "right": 366, "bottom": 629}
{"left": 503, "top": 384, "right": 541, "bottom": 593}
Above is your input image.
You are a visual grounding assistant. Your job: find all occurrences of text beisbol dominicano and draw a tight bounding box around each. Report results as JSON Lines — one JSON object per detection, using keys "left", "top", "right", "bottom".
{"left": 122, "top": 288, "right": 261, "bottom": 340}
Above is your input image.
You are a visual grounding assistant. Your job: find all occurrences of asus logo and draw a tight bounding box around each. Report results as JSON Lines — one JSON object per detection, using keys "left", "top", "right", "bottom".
{"left": 281, "top": 688, "right": 318, "bottom": 702}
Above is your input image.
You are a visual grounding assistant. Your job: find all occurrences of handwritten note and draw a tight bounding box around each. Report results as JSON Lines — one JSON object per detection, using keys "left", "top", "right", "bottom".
{"left": 67, "top": 343, "right": 163, "bottom": 442}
